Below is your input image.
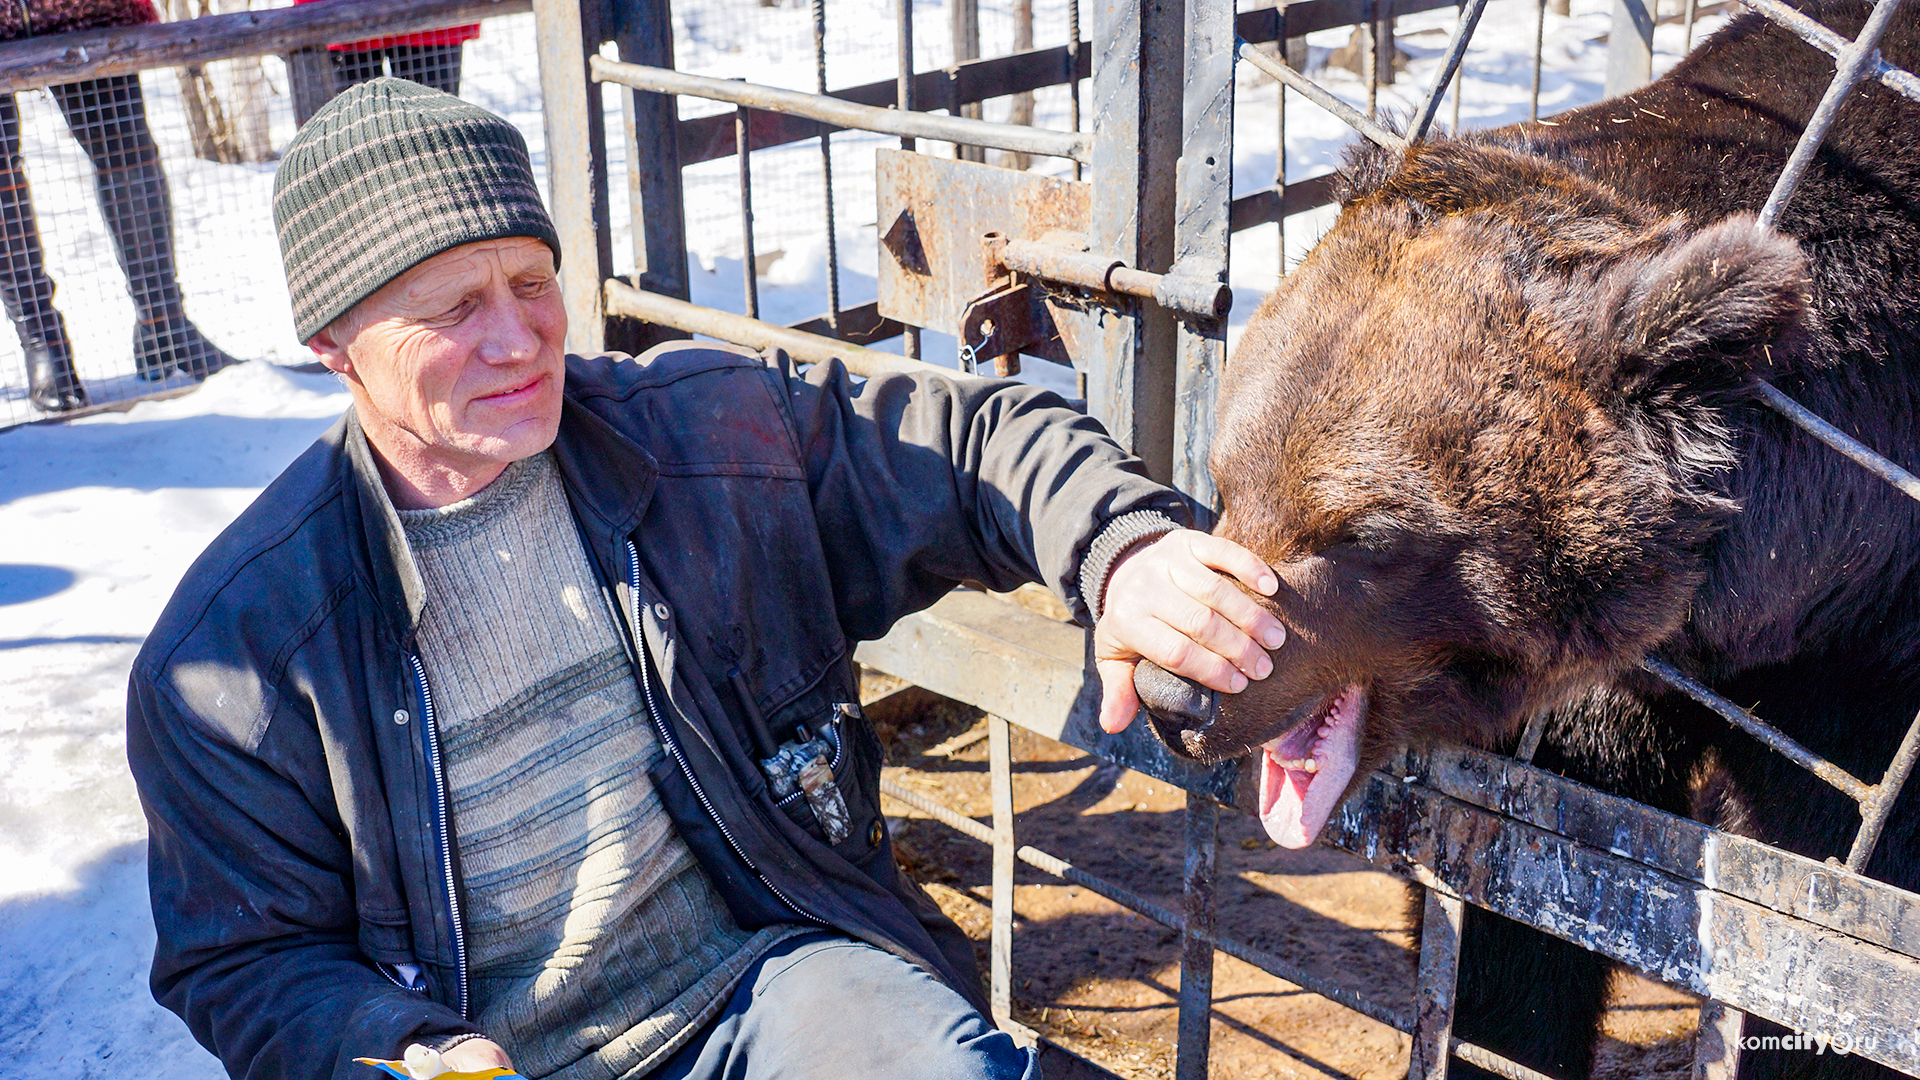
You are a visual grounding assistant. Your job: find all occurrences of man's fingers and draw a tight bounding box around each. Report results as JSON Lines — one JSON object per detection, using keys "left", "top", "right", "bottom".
{"left": 1167, "top": 556, "right": 1287, "bottom": 651}
{"left": 1097, "top": 657, "right": 1140, "bottom": 734}
{"left": 1119, "top": 615, "right": 1250, "bottom": 695}
{"left": 1166, "top": 595, "right": 1273, "bottom": 681}
{"left": 1184, "top": 531, "right": 1279, "bottom": 596}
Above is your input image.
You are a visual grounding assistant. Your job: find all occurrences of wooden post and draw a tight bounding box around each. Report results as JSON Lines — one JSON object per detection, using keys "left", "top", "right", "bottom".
{"left": 988, "top": 714, "right": 1016, "bottom": 1028}
{"left": 1408, "top": 886, "right": 1465, "bottom": 1079}
{"left": 534, "top": 0, "right": 610, "bottom": 355}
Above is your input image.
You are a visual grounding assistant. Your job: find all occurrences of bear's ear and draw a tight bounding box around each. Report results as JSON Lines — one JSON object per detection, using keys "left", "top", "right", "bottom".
{"left": 1598, "top": 215, "right": 1808, "bottom": 395}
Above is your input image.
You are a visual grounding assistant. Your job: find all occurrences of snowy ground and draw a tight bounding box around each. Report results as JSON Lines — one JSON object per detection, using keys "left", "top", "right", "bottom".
{"left": 0, "top": 2, "right": 1724, "bottom": 1075}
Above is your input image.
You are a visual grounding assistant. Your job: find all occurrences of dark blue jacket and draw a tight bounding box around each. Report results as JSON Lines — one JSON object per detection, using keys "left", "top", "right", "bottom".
{"left": 126, "top": 343, "right": 1187, "bottom": 1079}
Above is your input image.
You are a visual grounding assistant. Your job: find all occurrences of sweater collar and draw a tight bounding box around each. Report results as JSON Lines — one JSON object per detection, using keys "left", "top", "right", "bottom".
{"left": 342, "top": 372, "right": 661, "bottom": 642}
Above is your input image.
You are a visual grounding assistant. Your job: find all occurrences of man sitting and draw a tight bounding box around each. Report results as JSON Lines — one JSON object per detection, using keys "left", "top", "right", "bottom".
{"left": 126, "top": 79, "right": 1286, "bottom": 1080}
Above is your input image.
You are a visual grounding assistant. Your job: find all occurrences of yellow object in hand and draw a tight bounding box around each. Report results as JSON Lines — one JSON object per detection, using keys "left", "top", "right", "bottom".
{"left": 354, "top": 1044, "right": 520, "bottom": 1080}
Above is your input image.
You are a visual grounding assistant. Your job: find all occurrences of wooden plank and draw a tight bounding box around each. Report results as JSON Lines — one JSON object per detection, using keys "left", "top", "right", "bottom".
{"left": 0, "top": 0, "right": 530, "bottom": 91}
{"left": 851, "top": 589, "right": 1245, "bottom": 804}
{"left": 534, "top": 0, "right": 605, "bottom": 355}
{"left": 1326, "top": 774, "right": 1920, "bottom": 1074}
{"left": 1415, "top": 743, "right": 1920, "bottom": 958}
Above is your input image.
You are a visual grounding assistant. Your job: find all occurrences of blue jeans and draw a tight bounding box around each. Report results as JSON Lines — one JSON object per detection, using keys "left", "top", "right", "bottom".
{"left": 651, "top": 932, "right": 1038, "bottom": 1080}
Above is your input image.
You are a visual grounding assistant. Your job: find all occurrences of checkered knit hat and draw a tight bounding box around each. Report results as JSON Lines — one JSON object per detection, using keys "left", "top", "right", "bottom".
{"left": 273, "top": 78, "right": 560, "bottom": 342}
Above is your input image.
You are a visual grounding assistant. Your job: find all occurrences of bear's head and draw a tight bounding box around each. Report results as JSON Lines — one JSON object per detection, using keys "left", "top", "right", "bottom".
{"left": 1147, "top": 139, "right": 1810, "bottom": 848}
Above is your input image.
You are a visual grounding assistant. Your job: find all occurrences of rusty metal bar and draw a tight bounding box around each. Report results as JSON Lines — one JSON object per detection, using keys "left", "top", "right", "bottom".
{"left": 1756, "top": 0, "right": 1907, "bottom": 229}
{"left": 893, "top": 0, "right": 923, "bottom": 361}
{"left": 605, "top": 281, "right": 956, "bottom": 378}
{"left": 1641, "top": 656, "right": 1874, "bottom": 803}
{"left": 995, "top": 241, "right": 1232, "bottom": 320}
{"left": 1529, "top": 0, "right": 1545, "bottom": 123}
{"left": 1069, "top": 0, "right": 1083, "bottom": 181}
{"left": 1514, "top": 710, "right": 1548, "bottom": 764}
{"left": 1735, "top": 0, "right": 1920, "bottom": 106}
{"left": 735, "top": 103, "right": 759, "bottom": 321}
{"left": 1235, "top": 39, "right": 1407, "bottom": 151}
{"left": 1408, "top": 0, "right": 1489, "bottom": 143}
{"left": 989, "top": 715, "right": 1016, "bottom": 1026}
{"left": 1449, "top": 1039, "right": 1555, "bottom": 1080}
{"left": 1366, "top": 0, "right": 1380, "bottom": 119}
{"left": 1848, "top": 707, "right": 1920, "bottom": 872}
{"left": 1751, "top": 379, "right": 1920, "bottom": 504}
{"left": 812, "top": 0, "right": 841, "bottom": 336}
{"left": 590, "top": 56, "right": 1093, "bottom": 163}
{"left": 1407, "top": 887, "right": 1464, "bottom": 1079}
{"left": 1176, "top": 794, "right": 1217, "bottom": 1080}
{"left": 1693, "top": 1003, "right": 1746, "bottom": 1080}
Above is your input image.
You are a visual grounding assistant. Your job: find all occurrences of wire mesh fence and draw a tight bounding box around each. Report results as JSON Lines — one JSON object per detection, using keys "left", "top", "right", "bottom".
{"left": 0, "top": 4, "right": 542, "bottom": 429}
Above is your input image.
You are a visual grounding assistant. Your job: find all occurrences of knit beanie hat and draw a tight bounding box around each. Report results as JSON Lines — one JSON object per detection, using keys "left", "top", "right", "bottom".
{"left": 273, "top": 78, "right": 560, "bottom": 342}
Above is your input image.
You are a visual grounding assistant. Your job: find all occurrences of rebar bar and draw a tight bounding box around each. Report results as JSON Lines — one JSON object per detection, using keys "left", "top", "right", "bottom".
{"left": 1641, "top": 656, "right": 1873, "bottom": 803}
{"left": 812, "top": 0, "right": 840, "bottom": 335}
{"left": 1846, "top": 707, "right": 1920, "bottom": 872}
{"left": 1069, "top": 0, "right": 1082, "bottom": 180}
{"left": 734, "top": 101, "right": 758, "bottom": 320}
{"left": 590, "top": 57, "right": 1093, "bottom": 163}
{"left": 1408, "top": 0, "right": 1489, "bottom": 143}
{"left": 894, "top": 0, "right": 922, "bottom": 359}
{"left": 1751, "top": 379, "right": 1920, "bottom": 505}
{"left": 1756, "top": 0, "right": 1907, "bottom": 230}
{"left": 1530, "top": 0, "right": 1546, "bottom": 122}
{"left": 1236, "top": 38, "right": 1406, "bottom": 151}
{"left": 1736, "top": 0, "right": 1920, "bottom": 106}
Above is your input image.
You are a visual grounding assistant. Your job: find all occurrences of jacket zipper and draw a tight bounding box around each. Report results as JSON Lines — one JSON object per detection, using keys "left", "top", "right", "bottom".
{"left": 624, "top": 541, "right": 824, "bottom": 926}
{"left": 409, "top": 654, "right": 471, "bottom": 1019}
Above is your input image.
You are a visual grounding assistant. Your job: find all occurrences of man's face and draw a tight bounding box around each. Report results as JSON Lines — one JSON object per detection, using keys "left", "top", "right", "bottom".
{"left": 314, "top": 236, "right": 567, "bottom": 505}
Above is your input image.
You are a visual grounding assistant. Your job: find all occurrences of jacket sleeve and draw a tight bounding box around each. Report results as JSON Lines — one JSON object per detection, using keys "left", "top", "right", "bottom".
{"left": 128, "top": 669, "right": 475, "bottom": 1080}
{"left": 777, "top": 355, "right": 1194, "bottom": 639}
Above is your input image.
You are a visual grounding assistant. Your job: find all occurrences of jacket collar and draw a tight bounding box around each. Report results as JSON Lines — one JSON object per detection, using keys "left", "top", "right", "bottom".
{"left": 341, "top": 378, "right": 661, "bottom": 643}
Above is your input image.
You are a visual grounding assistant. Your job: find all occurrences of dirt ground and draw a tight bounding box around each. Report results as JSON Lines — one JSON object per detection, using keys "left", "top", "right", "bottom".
{"left": 863, "top": 602, "right": 1703, "bottom": 1080}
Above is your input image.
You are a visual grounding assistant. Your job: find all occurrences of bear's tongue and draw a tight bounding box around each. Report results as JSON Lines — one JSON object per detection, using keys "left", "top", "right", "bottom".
{"left": 1258, "top": 685, "right": 1363, "bottom": 849}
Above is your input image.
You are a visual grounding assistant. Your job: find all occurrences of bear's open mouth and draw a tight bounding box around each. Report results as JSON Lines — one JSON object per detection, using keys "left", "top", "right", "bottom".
{"left": 1257, "top": 683, "right": 1366, "bottom": 849}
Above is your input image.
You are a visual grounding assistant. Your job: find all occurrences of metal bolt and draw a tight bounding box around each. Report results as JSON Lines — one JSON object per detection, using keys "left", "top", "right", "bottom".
{"left": 393, "top": 709, "right": 409, "bottom": 726}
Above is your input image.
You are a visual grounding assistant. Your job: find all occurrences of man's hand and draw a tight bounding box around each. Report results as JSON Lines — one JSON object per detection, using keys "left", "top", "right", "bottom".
{"left": 1093, "top": 529, "right": 1285, "bottom": 734}
{"left": 439, "top": 1038, "right": 515, "bottom": 1074}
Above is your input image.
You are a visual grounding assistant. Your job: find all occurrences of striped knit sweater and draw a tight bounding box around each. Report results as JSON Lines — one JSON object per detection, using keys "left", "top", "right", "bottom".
{"left": 393, "top": 450, "right": 804, "bottom": 1079}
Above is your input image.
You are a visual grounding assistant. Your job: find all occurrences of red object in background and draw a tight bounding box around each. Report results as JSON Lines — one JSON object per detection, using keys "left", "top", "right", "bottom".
{"left": 291, "top": 0, "right": 478, "bottom": 52}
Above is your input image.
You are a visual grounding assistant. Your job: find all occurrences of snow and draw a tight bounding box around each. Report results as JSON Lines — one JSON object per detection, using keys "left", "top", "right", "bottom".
{"left": 0, "top": 1, "right": 1724, "bottom": 1074}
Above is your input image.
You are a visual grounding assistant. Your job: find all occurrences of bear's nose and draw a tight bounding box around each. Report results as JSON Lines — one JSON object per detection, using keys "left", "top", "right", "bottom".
{"left": 1132, "top": 660, "right": 1219, "bottom": 759}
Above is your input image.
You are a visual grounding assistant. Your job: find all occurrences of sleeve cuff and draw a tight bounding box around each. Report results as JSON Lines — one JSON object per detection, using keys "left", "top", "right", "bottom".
{"left": 1080, "top": 509, "right": 1187, "bottom": 621}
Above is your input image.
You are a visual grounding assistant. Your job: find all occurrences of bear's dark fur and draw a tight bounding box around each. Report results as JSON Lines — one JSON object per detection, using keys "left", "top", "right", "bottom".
{"left": 1161, "top": 4, "right": 1920, "bottom": 1077}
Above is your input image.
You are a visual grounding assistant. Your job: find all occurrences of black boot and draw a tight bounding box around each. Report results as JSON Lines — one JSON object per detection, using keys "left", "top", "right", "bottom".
{"left": 27, "top": 343, "right": 86, "bottom": 412}
{"left": 0, "top": 91, "right": 87, "bottom": 412}
{"left": 54, "top": 76, "right": 238, "bottom": 383}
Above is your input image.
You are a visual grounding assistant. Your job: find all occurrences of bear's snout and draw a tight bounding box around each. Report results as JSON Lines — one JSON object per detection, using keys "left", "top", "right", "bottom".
{"left": 1132, "top": 660, "right": 1219, "bottom": 758}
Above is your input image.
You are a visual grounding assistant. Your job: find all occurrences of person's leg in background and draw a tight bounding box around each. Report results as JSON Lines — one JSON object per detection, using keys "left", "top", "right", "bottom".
{"left": 654, "top": 933, "right": 1037, "bottom": 1080}
{"left": 0, "top": 92, "right": 85, "bottom": 412}
{"left": 51, "top": 74, "right": 236, "bottom": 381}
{"left": 330, "top": 47, "right": 387, "bottom": 92}
{"left": 385, "top": 44, "right": 463, "bottom": 96}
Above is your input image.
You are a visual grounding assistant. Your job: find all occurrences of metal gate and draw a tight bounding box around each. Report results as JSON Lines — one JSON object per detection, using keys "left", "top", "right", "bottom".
{"left": 528, "top": 0, "right": 1920, "bottom": 1075}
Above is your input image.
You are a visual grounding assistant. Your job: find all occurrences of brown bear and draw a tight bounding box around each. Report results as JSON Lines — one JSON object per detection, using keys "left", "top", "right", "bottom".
{"left": 1136, "top": 3, "right": 1920, "bottom": 1077}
